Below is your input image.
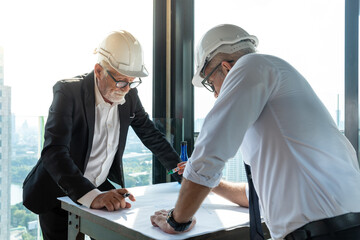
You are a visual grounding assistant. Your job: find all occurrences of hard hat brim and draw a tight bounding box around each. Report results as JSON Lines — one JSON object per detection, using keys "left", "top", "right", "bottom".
{"left": 192, "top": 69, "right": 204, "bottom": 88}
{"left": 116, "top": 65, "right": 149, "bottom": 78}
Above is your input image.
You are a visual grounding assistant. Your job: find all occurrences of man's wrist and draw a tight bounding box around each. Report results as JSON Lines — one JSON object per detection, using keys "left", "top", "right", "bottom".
{"left": 77, "top": 189, "right": 102, "bottom": 208}
{"left": 166, "top": 208, "right": 192, "bottom": 232}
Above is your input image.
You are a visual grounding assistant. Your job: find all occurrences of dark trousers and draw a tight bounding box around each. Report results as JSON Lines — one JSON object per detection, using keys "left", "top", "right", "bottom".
{"left": 38, "top": 181, "right": 114, "bottom": 240}
{"left": 39, "top": 203, "right": 68, "bottom": 240}
{"left": 311, "top": 226, "right": 360, "bottom": 240}
{"left": 285, "top": 213, "right": 360, "bottom": 240}
{"left": 288, "top": 226, "right": 360, "bottom": 240}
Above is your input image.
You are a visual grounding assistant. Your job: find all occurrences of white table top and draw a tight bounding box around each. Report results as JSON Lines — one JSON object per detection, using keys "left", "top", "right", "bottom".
{"left": 59, "top": 182, "right": 250, "bottom": 240}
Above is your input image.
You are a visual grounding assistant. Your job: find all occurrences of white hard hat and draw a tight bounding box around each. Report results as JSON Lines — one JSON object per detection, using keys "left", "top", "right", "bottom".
{"left": 94, "top": 30, "right": 148, "bottom": 77}
{"left": 192, "top": 24, "right": 258, "bottom": 87}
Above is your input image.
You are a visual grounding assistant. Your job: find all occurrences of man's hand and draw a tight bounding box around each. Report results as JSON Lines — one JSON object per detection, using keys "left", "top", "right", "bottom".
{"left": 90, "top": 189, "right": 136, "bottom": 211}
{"left": 150, "top": 209, "right": 196, "bottom": 234}
{"left": 151, "top": 178, "right": 209, "bottom": 234}
{"left": 177, "top": 162, "right": 186, "bottom": 175}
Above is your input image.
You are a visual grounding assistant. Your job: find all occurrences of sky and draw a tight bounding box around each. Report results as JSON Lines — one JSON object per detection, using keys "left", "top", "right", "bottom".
{"left": 0, "top": 0, "right": 346, "bottom": 126}
{"left": 0, "top": 0, "right": 153, "bottom": 118}
{"left": 194, "top": 0, "right": 345, "bottom": 124}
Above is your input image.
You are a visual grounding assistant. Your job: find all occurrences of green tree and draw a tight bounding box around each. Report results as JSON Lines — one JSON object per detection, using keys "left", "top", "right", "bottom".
{"left": 22, "top": 231, "right": 37, "bottom": 240}
{"left": 11, "top": 203, "right": 37, "bottom": 232}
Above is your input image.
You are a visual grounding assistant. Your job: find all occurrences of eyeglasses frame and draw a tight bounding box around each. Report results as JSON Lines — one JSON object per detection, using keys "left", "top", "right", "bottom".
{"left": 106, "top": 70, "right": 142, "bottom": 89}
{"left": 200, "top": 60, "right": 234, "bottom": 93}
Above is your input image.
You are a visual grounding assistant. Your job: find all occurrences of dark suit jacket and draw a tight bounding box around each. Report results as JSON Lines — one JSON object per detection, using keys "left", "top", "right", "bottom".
{"left": 23, "top": 71, "right": 181, "bottom": 214}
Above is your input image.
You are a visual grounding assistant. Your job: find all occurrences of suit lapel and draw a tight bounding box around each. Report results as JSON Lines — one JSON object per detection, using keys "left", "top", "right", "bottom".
{"left": 118, "top": 99, "right": 130, "bottom": 152}
{"left": 83, "top": 71, "right": 96, "bottom": 167}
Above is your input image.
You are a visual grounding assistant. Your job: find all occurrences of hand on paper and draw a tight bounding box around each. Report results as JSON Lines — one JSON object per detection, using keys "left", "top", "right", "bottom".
{"left": 150, "top": 209, "right": 196, "bottom": 234}
{"left": 90, "top": 189, "right": 136, "bottom": 211}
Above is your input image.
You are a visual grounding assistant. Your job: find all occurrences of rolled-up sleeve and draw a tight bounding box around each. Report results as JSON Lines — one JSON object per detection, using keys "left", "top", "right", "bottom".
{"left": 183, "top": 156, "right": 224, "bottom": 188}
{"left": 184, "top": 54, "right": 278, "bottom": 188}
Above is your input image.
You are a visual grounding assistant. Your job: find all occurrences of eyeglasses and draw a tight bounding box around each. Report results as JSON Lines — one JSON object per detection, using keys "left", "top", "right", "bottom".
{"left": 106, "top": 70, "right": 142, "bottom": 89}
{"left": 200, "top": 60, "right": 234, "bottom": 93}
{"left": 200, "top": 63, "right": 221, "bottom": 92}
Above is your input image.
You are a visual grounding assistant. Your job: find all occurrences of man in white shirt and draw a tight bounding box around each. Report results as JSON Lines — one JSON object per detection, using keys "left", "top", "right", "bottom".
{"left": 23, "top": 30, "right": 182, "bottom": 240}
{"left": 151, "top": 24, "right": 360, "bottom": 240}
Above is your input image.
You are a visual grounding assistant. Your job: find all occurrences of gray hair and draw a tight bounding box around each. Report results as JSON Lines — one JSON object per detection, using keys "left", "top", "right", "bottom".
{"left": 99, "top": 59, "right": 110, "bottom": 77}
{"left": 209, "top": 47, "right": 255, "bottom": 69}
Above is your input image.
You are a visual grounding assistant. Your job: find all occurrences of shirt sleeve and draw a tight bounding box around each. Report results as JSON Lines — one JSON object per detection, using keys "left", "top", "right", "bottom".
{"left": 77, "top": 189, "right": 102, "bottom": 208}
{"left": 183, "top": 54, "right": 279, "bottom": 188}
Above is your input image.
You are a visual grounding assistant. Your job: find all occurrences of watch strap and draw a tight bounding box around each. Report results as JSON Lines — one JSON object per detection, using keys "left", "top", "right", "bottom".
{"left": 167, "top": 208, "right": 192, "bottom": 232}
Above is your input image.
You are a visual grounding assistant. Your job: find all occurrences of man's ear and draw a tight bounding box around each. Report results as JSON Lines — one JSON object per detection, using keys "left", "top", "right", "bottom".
{"left": 94, "top": 63, "right": 103, "bottom": 79}
{"left": 221, "top": 61, "right": 233, "bottom": 74}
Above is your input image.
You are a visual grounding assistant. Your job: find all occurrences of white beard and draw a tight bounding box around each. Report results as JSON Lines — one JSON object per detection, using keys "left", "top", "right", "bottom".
{"left": 104, "top": 89, "right": 126, "bottom": 103}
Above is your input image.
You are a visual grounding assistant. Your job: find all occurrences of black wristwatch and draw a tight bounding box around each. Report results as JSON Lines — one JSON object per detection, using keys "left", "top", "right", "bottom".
{"left": 167, "top": 208, "right": 192, "bottom": 232}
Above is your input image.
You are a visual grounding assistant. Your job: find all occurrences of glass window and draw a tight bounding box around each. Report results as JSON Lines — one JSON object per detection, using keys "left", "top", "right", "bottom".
{"left": 194, "top": 0, "right": 345, "bottom": 183}
{"left": 1, "top": 1, "right": 153, "bottom": 239}
{"left": 1, "top": 0, "right": 153, "bottom": 185}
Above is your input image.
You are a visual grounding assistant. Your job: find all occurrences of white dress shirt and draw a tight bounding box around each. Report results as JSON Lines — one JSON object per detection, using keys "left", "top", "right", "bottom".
{"left": 78, "top": 76, "right": 124, "bottom": 207}
{"left": 184, "top": 53, "right": 360, "bottom": 239}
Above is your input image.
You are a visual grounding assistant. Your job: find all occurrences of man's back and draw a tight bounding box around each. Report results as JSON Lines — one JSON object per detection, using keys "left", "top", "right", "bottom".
{"left": 231, "top": 54, "right": 360, "bottom": 239}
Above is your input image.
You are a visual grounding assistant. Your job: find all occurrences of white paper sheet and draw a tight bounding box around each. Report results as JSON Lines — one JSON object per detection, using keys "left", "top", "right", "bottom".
{"left": 59, "top": 182, "right": 250, "bottom": 240}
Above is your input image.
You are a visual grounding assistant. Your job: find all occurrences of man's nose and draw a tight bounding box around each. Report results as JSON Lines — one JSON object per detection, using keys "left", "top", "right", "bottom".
{"left": 214, "top": 91, "right": 219, "bottom": 98}
{"left": 121, "top": 84, "right": 131, "bottom": 92}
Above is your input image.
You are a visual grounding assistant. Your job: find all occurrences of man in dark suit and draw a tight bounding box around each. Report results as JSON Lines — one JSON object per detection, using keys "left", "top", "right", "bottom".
{"left": 22, "top": 30, "right": 182, "bottom": 240}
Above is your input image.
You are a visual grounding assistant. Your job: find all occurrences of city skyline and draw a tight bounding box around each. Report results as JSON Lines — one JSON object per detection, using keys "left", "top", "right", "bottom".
{"left": 0, "top": 46, "right": 12, "bottom": 240}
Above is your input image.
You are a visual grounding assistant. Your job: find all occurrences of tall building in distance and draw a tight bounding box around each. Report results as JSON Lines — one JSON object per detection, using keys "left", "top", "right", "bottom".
{"left": 222, "top": 149, "right": 247, "bottom": 183}
{"left": 0, "top": 46, "right": 12, "bottom": 240}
